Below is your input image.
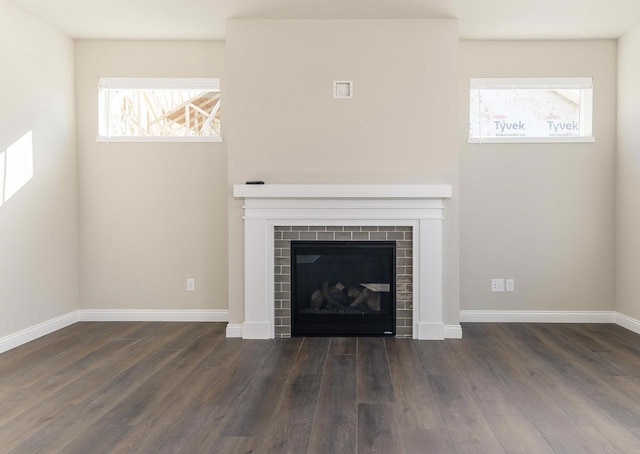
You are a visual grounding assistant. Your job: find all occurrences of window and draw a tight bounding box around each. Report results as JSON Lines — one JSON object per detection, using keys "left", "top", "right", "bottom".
{"left": 98, "top": 78, "right": 221, "bottom": 142}
{"left": 469, "top": 78, "right": 594, "bottom": 143}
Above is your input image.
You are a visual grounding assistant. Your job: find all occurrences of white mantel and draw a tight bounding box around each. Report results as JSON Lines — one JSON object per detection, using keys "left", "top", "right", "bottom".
{"left": 233, "top": 184, "right": 453, "bottom": 199}
{"left": 230, "top": 184, "right": 458, "bottom": 340}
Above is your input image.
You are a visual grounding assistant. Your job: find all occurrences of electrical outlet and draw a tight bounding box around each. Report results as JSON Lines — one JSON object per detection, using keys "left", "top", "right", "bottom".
{"left": 491, "top": 279, "right": 505, "bottom": 292}
{"left": 186, "top": 278, "right": 195, "bottom": 292}
{"left": 506, "top": 279, "right": 515, "bottom": 292}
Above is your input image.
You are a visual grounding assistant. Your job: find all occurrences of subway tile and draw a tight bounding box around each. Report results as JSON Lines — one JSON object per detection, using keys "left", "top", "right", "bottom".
{"left": 283, "top": 231, "right": 300, "bottom": 240}
{"left": 397, "top": 310, "right": 413, "bottom": 319}
{"left": 275, "top": 309, "right": 291, "bottom": 317}
{"left": 318, "top": 232, "right": 335, "bottom": 240}
{"left": 352, "top": 232, "right": 370, "bottom": 240}
{"left": 335, "top": 232, "right": 352, "bottom": 241}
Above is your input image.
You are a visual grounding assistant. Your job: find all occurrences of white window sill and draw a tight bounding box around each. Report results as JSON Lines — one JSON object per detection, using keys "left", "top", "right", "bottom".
{"left": 96, "top": 136, "right": 223, "bottom": 143}
{"left": 468, "top": 136, "right": 596, "bottom": 144}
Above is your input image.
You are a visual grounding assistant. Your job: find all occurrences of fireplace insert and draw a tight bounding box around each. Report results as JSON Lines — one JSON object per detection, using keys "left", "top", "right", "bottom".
{"left": 290, "top": 241, "right": 396, "bottom": 336}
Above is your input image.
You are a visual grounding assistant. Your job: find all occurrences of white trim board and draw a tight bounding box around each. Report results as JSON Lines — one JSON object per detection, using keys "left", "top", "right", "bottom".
{"left": 615, "top": 312, "right": 640, "bottom": 336}
{"left": 3, "top": 309, "right": 640, "bottom": 356}
{"left": 460, "top": 310, "right": 615, "bottom": 324}
{"left": 224, "top": 323, "right": 464, "bottom": 340}
{"left": 460, "top": 310, "right": 640, "bottom": 336}
{"left": 444, "top": 324, "right": 463, "bottom": 339}
{"left": 0, "top": 311, "right": 80, "bottom": 355}
{"left": 78, "top": 309, "right": 229, "bottom": 322}
{"left": 0, "top": 309, "right": 230, "bottom": 355}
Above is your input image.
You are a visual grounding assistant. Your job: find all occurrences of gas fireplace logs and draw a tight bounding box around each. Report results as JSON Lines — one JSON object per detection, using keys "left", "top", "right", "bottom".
{"left": 310, "top": 281, "right": 386, "bottom": 312}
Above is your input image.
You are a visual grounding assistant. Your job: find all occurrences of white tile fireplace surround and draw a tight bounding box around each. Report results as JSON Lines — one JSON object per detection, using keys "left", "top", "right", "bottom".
{"left": 231, "top": 184, "right": 456, "bottom": 340}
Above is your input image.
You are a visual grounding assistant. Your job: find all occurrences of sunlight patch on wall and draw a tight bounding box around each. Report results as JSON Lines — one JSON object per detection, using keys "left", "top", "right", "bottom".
{"left": 0, "top": 131, "right": 33, "bottom": 207}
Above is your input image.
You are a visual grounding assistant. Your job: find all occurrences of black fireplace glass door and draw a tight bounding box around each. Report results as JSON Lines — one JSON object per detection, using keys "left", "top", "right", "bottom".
{"left": 290, "top": 241, "right": 396, "bottom": 336}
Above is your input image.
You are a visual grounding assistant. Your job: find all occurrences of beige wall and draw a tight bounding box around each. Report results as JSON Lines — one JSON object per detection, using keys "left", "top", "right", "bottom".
{"left": 0, "top": 0, "right": 79, "bottom": 337}
{"left": 460, "top": 41, "right": 617, "bottom": 312}
{"left": 616, "top": 26, "right": 640, "bottom": 320}
{"left": 226, "top": 19, "right": 461, "bottom": 325}
{"left": 75, "top": 41, "right": 228, "bottom": 311}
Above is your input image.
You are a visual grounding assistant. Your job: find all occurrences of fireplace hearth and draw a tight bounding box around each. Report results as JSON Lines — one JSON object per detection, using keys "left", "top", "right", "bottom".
{"left": 291, "top": 241, "right": 396, "bottom": 336}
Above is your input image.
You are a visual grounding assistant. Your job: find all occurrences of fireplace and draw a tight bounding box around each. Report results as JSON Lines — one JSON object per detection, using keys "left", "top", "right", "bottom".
{"left": 231, "top": 184, "right": 458, "bottom": 340}
{"left": 291, "top": 241, "right": 396, "bottom": 336}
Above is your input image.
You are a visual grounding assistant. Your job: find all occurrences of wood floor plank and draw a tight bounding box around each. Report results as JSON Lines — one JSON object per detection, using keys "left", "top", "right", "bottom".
{"left": 413, "top": 340, "right": 462, "bottom": 376}
{"left": 100, "top": 334, "right": 228, "bottom": 451}
{"left": 399, "top": 428, "right": 455, "bottom": 454}
{"left": 7, "top": 326, "right": 200, "bottom": 454}
{"left": 259, "top": 373, "right": 323, "bottom": 454}
{"left": 7, "top": 347, "right": 181, "bottom": 454}
{"left": 112, "top": 364, "right": 228, "bottom": 454}
{"left": 523, "top": 324, "right": 640, "bottom": 427}
{"left": 385, "top": 338, "right": 444, "bottom": 430}
{"left": 427, "top": 374, "right": 506, "bottom": 454}
{"left": 308, "top": 354, "right": 357, "bottom": 454}
{"left": 290, "top": 337, "right": 330, "bottom": 375}
{"left": 181, "top": 340, "right": 277, "bottom": 451}
{"left": 329, "top": 337, "right": 357, "bottom": 355}
{"left": 448, "top": 341, "right": 522, "bottom": 416}
{"left": 0, "top": 338, "right": 135, "bottom": 425}
{"left": 358, "top": 403, "right": 401, "bottom": 454}
{"left": 490, "top": 329, "right": 609, "bottom": 454}
{"left": 220, "top": 338, "right": 302, "bottom": 437}
{"left": 357, "top": 337, "right": 395, "bottom": 403}
{"left": 529, "top": 366, "right": 640, "bottom": 454}
{"left": 485, "top": 414, "right": 554, "bottom": 454}
{"left": 56, "top": 339, "right": 214, "bottom": 454}
{"left": 2, "top": 322, "right": 640, "bottom": 454}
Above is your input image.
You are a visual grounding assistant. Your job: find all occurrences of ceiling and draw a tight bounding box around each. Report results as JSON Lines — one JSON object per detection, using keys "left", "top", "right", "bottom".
{"left": 7, "top": 0, "right": 640, "bottom": 40}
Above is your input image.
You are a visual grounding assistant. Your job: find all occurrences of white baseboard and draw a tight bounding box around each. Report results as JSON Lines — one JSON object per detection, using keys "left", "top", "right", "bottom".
{"left": 225, "top": 324, "right": 244, "bottom": 338}
{"left": 3, "top": 309, "right": 639, "bottom": 356}
{"left": 460, "top": 310, "right": 616, "bottom": 324}
{"left": 78, "top": 309, "right": 229, "bottom": 322}
{"left": 614, "top": 312, "right": 640, "bottom": 335}
{"left": 0, "top": 311, "right": 80, "bottom": 355}
{"left": 444, "top": 324, "right": 463, "bottom": 339}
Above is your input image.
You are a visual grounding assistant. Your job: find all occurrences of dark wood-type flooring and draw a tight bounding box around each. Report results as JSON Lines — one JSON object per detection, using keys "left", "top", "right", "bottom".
{"left": 1, "top": 322, "right": 640, "bottom": 453}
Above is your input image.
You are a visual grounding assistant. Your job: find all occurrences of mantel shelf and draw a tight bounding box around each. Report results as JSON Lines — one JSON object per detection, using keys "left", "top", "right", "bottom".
{"left": 233, "top": 184, "right": 453, "bottom": 199}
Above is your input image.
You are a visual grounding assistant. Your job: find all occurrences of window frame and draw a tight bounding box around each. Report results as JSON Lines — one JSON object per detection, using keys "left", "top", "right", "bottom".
{"left": 97, "top": 77, "right": 222, "bottom": 143}
{"left": 468, "top": 77, "right": 595, "bottom": 144}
